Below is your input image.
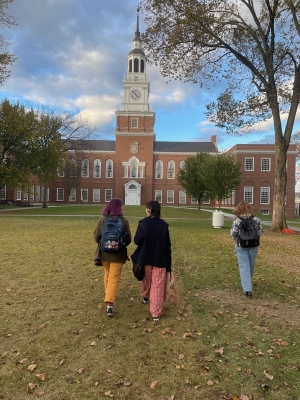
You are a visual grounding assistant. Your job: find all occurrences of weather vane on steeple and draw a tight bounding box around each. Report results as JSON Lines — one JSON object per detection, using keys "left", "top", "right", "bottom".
{"left": 135, "top": 3, "right": 140, "bottom": 38}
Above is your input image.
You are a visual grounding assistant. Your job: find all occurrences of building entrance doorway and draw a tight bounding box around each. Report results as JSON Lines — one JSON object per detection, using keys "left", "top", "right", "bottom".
{"left": 124, "top": 180, "right": 141, "bottom": 205}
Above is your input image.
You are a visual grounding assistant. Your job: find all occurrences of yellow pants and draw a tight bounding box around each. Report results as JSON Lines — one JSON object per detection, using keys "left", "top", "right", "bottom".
{"left": 102, "top": 261, "right": 123, "bottom": 304}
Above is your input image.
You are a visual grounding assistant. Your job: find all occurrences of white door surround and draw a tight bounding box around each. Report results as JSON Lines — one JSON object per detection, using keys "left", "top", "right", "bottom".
{"left": 124, "top": 180, "right": 142, "bottom": 205}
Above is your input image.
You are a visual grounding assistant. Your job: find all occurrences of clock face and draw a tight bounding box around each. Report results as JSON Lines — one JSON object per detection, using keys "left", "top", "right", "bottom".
{"left": 130, "top": 88, "right": 141, "bottom": 100}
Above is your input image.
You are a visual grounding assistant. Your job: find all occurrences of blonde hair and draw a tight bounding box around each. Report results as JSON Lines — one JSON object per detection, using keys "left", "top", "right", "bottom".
{"left": 234, "top": 201, "right": 253, "bottom": 217}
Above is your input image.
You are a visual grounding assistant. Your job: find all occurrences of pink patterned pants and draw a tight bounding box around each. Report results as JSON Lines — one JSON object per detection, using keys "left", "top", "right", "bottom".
{"left": 141, "top": 265, "right": 166, "bottom": 318}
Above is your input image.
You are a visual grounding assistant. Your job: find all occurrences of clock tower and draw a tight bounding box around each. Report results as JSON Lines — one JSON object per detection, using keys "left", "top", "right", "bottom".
{"left": 115, "top": 6, "right": 155, "bottom": 136}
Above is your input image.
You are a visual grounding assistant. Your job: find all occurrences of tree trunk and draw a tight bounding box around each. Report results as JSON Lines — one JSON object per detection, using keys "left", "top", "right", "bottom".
{"left": 271, "top": 138, "right": 288, "bottom": 231}
{"left": 42, "top": 184, "right": 48, "bottom": 208}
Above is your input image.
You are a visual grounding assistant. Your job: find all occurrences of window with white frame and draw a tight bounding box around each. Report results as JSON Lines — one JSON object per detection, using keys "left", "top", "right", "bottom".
{"left": 261, "top": 158, "right": 270, "bottom": 171}
{"left": 30, "top": 185, "right": 34, "bottom": 201}
{"left": 124, "top": 165, "right": 129, "bottom": 178}
{"left": 69, "top": 159, "right": 77, "bottom": 177}
{"left": 139, "top": 166, "right": 144, "bottom": 178}
{"left": 155, "top": 190, "right": 162, "bottom": 203}
{"left": 0, "top": 185, "right": 6, "bottom": 200}
{"left": 94, "top": 159, "right": 101, "bottom": 178}
{"left": 57, "top": 188, "right": 64, "bottom": 201}
{"left": 167, "top": 190, "right": 174, "bottom": 203}
{"left": 81, "top": 188, "right": 88, "bottom": 202}
{"left": 260, "top": 187, "right": 270, "bottom": 204}
{"left": 106, "top": 159, "right": 113, "bottom": 178}
{"left": 191, "top": 197, "right": 198, "bottom": 205}
{"left": 167, "top": 160, "right": 175, "bottom": 179}
{"left": 244, "top": 186, "right": 253, "bottom": 204}
{"left": 17, "top": 189, "right": 22, "bottom": 201}
{"left": 245, "top": 157, "right": 254, "bottom": 171}
{"left": 93, "top": 189, "right": 100, "bottom": 202}
{"left": 155, "top": 160, "right": 163, "bottom": 179}
{"left": 179, "top": 190, "right": 186, "bottom": 204}
{"left": 130, "top": 158, "right": 137, "bottom": 178}
{"left": 81, "top": 159, "right": 89, "bottom": 177}
{"left": 69, "top": 188, "right": 76, "bottom": 202}
{"left": 105, "top": 189, "right": 112, "bottom": 202}
{"left": 57, "top": 160, "right": 65, "bottom": 177}
{"left": 41, "top": 187, "right": 49, "bottom": 201}
{"left": 261, "top": 210, "right": 270, "bottom": 215}
{"left": 24, "top": 192, "right": 28, "bottom": 201}
{"left": 131, "top": 118, "right": 138, "bottom": 128}
{"left": 179, "top": 160, "right": 185, "bottom": 170}
{"left": 203, "top": 193, "right": 210, "bottom": 204}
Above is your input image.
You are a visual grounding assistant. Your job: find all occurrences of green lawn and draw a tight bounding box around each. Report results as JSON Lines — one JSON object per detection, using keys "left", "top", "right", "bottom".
{"left": 1, "top": 206, "right": 300, "bottom": 399}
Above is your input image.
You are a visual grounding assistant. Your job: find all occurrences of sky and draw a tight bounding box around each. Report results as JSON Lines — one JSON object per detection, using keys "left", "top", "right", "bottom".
{"left": 1, "top": 0, "right": 300, "bottom": 152}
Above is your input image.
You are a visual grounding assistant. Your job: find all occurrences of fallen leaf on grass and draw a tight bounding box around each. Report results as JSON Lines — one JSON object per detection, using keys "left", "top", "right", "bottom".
{"left": 19, "top": 358, "right": 28, "bottom": 364}
{"left": 91, "top": 341, "right": 96, "bottom": 346}
{"left": 179, "top": 354, "right": 185, "bottom": 360}
{"left": 150, "top": 381, "right": 159, "bottom": 389}
{"left": 77, "top": 368, "right": 85, "bottom": 374}
{"left": 37, "top": 391, "right": 45, "bottom": 396}
{"left": 35, "top": 373, "right": 45, "bottom": 381}
{"left": 207, "top": 380, "right": 214, "bottom": 386}
{"left": 27, "top": 364, "right": 37, "bottom": 372}
{"left": 28, "top": 383, "right": 37, "bottom": 391}
{"left": 107, "top": 369, "right": 113, "bottom": 373}
{"left": 263, "top": 370, "right": 274, "bottom": 380}
{"left": 215, "top": 347, "right": 224, "bottom": 355}
{"left": 240, "top": 395, "right": 250, "bottom": 400}
{"left": 104, "top": 390, "right": 114, "bottom": 397}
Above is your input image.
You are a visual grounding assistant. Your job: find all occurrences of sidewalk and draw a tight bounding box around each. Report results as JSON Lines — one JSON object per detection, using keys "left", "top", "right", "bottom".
{"left": 202, "top": 208, "right": 300, "bottom": 232}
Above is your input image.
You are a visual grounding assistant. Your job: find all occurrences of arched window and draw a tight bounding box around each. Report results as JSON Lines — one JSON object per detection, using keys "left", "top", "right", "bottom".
{"left": 167, "top": 160, "right": 175, "bottom": 179}
{"left": 141, "top": 60, "right": 144, "bottom": 73}
{"left": 130, "top": 158, "right": 137, "bottom": 178}
{"left": 134, "top": 58, "right": 139, "bottom": 72}
{"left": 94, "top": 159, "right": 101, "bottom": 178}
{"left": 69, "top": 158, "right": 77, "bottom": 177}
{"left": 129, "top": 59, "right": 132, "bottom": 72}
{"left": 156, "top": 160, "right": 163, "bottom": 179}
{"left": 179, "top": 160, "right": 185, "bottom": 170}
{"left": 81, "top": 159, "right": 89, "bottom": 177}
{"left": 106, "top": 159, "right": 113, "bottom": 178}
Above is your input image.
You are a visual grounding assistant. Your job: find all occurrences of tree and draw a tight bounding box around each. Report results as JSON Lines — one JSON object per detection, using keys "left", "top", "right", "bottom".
{"left": 0, "top": 0, "right": 17, "bottom": 85}
{"left": 0, "top": 99, "right": 38, "bottom": 191}
{"left": 177, "top": 152, "right": 210, "bottom": 210}
{"left": 203, "top": 153, "right": 241, "bottom": 207}
{"left": 140, "top": 0, "right": 300, "bottom": 231}
{"left": 30, "top": 114, "right": 64, "bottom": 208}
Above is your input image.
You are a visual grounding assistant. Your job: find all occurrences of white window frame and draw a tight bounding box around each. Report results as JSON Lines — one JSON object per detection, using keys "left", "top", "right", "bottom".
{"left": 16, "top": 189, "right": 22, "bottom": 201}
{"left": 30, "top": 185, "right": 34, "bottom": 201}
{"left": 244, "top": 186, "right": 253, "bottom": 204}
{"left": 260, "top": 187, "right": 270, "bottom": 204}
{"left": 131, "top": 118, "right": 138, "bottom": 128}
{"left": 191, "top": 197, "right": 198, "bottom": 205}
{"left": 105, "top": 189, "right": 112, "bottom": 202}
{"left": 69, "top": 159, "right": 77, "bottom": 177}
{"left": 0, "top": 185, "right": 6, "bottom": 200}
{"left": 81, "top": 188, "right": 88, "bottom": 202}
{"left": 94, "top": 159, "right": 101, "bottom": 178}
{"left": 106, "top": 159, "right": 113, "bottom": 178}
{"left": 23, "top": 192, "right": 28, "bottom": 201}
{"left": 167, "top": 190, "right": 174, "bottom": 203}
{"left": 179, "top": 160, "right": 185, "bottom": 170}
{"left": 130, "top": 158, "right": 137, "bottom": 178}
{"left": 81, "top": 159, "right": 89, "bottom": 177}
{"left": 167, "top": 160, "right": 175, "bottom": 179}
{"left": 245, "top": 157, "right": 254, "bottom": 171}
{"left": 179, "top": 190, "right": 186, "bottom": 204}
{"left": 155, "top": 190, "right": 162, "bottom": 203}
{"left": 57, "top": 160, "right": 65, "bottom": 177}
{"left": 69, "top": 188, "right": 76, "bottom": 202}
{"left": 57, "top": 188, "right": 64, "bottom": 201}
{"left": 155, "top": 160, "right": 163, "bottom": 179}
{"left": 261, "top": 158, "right": 271, "bottom": 171}
{"left": 93, "top": 189, "right": 100, "bottom": 202}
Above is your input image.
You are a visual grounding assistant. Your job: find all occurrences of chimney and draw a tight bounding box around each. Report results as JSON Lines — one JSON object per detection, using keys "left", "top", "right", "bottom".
{"left": 211, "top": 135, "right": 217, "bottom": 150}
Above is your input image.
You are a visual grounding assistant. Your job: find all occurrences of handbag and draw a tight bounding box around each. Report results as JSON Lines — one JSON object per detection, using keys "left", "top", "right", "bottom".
{"left": 132, "top": 262, "right": 145, "bottom": 281}
{"left": 164, "top": 271, "right": 179, "bottom": 304}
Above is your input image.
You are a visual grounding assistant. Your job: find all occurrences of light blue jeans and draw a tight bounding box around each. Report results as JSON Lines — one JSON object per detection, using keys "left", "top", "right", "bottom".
{"left": 235, "top": 245, "right": 258, "bottom": 292}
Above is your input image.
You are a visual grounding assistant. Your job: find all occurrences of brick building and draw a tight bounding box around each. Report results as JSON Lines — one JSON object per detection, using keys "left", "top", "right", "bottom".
{"left": 0, "top": 11, "right": 297, "bottom": 217}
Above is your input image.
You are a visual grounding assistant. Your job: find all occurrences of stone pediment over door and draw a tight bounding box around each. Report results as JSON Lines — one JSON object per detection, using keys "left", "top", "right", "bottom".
{"left": 124, "top": 180, "right": 142, "bottom": 206}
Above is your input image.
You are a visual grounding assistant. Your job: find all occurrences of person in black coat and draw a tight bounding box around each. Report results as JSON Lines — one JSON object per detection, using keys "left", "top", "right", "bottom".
{"left": 131, "top": 201, "right": 172, "bottom": 322}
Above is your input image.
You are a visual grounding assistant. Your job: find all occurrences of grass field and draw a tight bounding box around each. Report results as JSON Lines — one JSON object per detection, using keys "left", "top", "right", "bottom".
{"left": 1, "top": 206, "right": 300, "bottom": 400}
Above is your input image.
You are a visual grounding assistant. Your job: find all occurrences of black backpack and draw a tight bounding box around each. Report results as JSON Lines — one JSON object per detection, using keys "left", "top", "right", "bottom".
{"left": 101, "top": 217, "right": 126, "bottom": 253}
{"left": 239, "top": 217, "right": 260, "bottom": 248}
